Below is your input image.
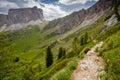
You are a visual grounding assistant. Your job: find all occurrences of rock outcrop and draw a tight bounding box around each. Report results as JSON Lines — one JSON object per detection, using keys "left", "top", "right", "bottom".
{"left": 44, "top": 0, "right": 113, "bottom": 34}
{"left": 100, "top": 0, "right": 120, "bottom": 34}
{"left": 0, "top": 6, "right": 44, "bottom": 31}
{"left": 101, "top": 14, "right": 118, "bottom": 34}
{"left": 104, "top": 14, "right": 118, "bottom": 28}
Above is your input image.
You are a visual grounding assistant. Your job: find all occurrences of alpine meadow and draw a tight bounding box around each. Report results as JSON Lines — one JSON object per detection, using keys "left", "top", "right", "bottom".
{"left": 0, "top": 0, "right": 120, "bottom": 80}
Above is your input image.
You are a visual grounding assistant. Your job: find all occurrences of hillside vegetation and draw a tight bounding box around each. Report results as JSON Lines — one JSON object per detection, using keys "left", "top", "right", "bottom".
{"left": 0, "top": 0, "right": 120, "bottom": 80}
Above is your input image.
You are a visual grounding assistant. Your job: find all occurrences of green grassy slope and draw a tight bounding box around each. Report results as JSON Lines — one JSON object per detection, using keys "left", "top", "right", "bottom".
{"left": 98, "top": 23, "right": 120, "bottom": 80}
{"left": 0, "top": 20, "right": 97, "bottom": 79}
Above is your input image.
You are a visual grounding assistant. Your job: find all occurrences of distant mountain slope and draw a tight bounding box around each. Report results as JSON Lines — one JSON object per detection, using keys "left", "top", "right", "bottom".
{"left": 0, "top": 6, "right": 44, "bottom": 31}
{"left": 44, "top": 0, "right": 113, "bottom": 34}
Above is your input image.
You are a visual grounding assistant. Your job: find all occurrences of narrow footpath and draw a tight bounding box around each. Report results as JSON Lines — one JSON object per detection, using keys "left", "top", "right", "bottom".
{"left": 71, "top": 42, "right": 105, "bottom": 80}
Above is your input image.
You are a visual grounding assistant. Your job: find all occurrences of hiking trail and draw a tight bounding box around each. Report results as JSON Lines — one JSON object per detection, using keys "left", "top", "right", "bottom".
{"left": 71, "top": 42, "right": 105, "bottom": 80}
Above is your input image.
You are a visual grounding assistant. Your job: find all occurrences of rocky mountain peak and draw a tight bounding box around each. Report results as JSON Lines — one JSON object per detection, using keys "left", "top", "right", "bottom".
{"left": 0, "top": 6, "right": 44, "bottom": 31}
{"left": 8, "top": 6, "right": 44, "bottom": 24}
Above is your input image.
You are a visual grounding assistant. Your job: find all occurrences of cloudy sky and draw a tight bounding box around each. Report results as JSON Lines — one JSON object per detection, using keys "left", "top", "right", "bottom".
{"left": 0, "top": 0, "right": 99, "bottom": 20}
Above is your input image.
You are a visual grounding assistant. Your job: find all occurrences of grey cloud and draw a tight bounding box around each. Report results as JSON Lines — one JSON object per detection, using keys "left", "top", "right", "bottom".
{"left": 0, "top": 0, "right": 98, "bottom": 20}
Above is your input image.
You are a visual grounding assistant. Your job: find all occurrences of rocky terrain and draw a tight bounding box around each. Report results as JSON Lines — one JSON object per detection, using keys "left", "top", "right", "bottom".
{"left": 71, "top": 42, "right": 105, "bottom": 80}
{"left": 0, "top": 6, "right": 44, "bottom": 31}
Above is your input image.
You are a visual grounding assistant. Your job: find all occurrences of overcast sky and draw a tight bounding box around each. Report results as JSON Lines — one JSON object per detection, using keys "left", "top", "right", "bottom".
{"left": 0, "top": 0, "right": 99, "bottom": 20}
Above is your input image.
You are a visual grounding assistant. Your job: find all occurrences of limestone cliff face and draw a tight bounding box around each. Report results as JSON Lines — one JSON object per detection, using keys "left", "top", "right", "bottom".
{"left": 0, "top": 14, "right": 8, "bottom": 27}
{"left": 7, "top": 6, "right": 44, "bottom": 25}
{"left": 0, "top": 6, "right": 44, "bottom": 31}
{"left": 44, "top": 0, "right": 113, "bottom": 34}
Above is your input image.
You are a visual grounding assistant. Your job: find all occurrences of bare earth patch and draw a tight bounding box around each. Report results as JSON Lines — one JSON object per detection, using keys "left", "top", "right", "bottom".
{"left": 71, "top": 42, "right": 105, "bottom": 80}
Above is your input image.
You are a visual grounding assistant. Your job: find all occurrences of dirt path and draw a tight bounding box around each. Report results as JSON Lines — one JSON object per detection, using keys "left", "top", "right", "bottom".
{"left": 71, "top": 42, "right": 105, "bottom": 80}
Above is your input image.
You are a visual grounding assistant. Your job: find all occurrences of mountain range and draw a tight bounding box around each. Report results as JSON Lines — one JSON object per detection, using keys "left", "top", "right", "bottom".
{"left": 44, "top": 0, "right": 113, "bottom": 34}
{"left": 0, "top": 0, "right": 119, "bottom": 35}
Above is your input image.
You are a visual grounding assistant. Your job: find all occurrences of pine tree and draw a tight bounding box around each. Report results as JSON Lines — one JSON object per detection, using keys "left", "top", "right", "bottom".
{"left": 58, "top": 47, "right": 66, "bottom": 60}
{"left": 62, "top": 48, "right": 66, "bottom": 57}
{"left": 58, "top": 47, "right": 63, "bottom": 59}
{"left": 72, "top": 37, "right": 80, "bottom": 55}
{"left": 72, "top": 37, "right": 78, "bottom": 50}
{"left": 46, "top": 46, "right": 53, "bottom": 68}
{"left": 80, "top": 37, "right": 84, "bottom": 46}
{"left": 84, "top": 32, "right": 88, "bottom": 44}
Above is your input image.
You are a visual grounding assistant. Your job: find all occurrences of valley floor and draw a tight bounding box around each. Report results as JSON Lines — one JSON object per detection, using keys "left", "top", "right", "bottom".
{"left": 71, "top": 42, "right": 105, "bottom": 80}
